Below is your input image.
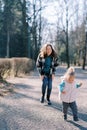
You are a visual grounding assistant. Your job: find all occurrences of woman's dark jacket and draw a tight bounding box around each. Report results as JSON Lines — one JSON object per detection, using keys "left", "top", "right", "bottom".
{"left": 36, "top": 54, "right": 59, "bottom": 76}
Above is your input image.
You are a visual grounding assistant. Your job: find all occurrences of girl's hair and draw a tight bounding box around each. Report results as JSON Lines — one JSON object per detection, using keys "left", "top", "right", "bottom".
{"left": 61, "top": 67, "right": 75, "bottom": 81}
{"left": 67, "top": 66, "right": 75, "bottom": 75}
{"left": 39, "top": 43, "right": 57, "bottom": 58}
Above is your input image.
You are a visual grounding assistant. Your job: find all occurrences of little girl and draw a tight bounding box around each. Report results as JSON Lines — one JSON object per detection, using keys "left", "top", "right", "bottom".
{"left": 58, "top": 67, "right": 82, "bottom": 121}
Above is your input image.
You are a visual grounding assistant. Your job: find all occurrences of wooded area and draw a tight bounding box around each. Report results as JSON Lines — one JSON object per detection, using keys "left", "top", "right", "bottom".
{"left": 0, "top": 0, "right": 87, "bottom": 69}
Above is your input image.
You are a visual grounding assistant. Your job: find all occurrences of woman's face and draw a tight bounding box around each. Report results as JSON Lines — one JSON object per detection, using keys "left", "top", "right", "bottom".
{"left": 46, "top": 45, "right": 52, "bottom": 56}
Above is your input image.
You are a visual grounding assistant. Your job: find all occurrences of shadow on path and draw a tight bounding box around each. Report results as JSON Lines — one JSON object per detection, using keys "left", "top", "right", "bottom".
{"left": 48, "top": 101, "right": 87, "bottom": 122}
{"left": 67, "top": 120, "right": 87, "bottom": 130}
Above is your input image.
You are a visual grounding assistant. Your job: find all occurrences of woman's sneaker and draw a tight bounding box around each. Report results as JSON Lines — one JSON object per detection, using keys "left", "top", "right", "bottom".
{"left": 64, "top": 115, "right": 67, "bottom": 120}
{"left": 48, "top": 100, "right": 52, "bottom": 105}
{"left": 46, "top": 96, "right": 52, "bottom": 105}
{"left": 40, "top": 96, "right": 44, "bottom": 103}
{"left": 47, "top": 99, "right": 52, "bottom": 105}
{"left": 73, "top": 117, "right": 79, "bottom": 121}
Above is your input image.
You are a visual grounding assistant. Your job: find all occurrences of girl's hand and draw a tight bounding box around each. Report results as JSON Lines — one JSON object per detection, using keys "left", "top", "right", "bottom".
{"left": 79, "top": 83, "right": 82, "bottom": 86}
{"left": 62, "top": 91, "right": 66, "bottom": 94}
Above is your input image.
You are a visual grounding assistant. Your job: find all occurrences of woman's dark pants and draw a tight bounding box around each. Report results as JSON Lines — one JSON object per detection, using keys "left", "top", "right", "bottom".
{"left": 42, "top": 76, "right": 52, "bottom": 101}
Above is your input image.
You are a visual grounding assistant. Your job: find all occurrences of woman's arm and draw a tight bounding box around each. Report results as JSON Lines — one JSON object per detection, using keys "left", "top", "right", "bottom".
{"left": 36, "top": 55, "right": 43, "bottom": 75}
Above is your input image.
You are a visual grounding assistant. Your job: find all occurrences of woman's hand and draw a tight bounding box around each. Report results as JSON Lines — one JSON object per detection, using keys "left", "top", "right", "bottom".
{"left": 52, "top": 74, "right": 55, "bottom": 80}
{"left": 41, "top": 75, "right": 44, "bottom": 80}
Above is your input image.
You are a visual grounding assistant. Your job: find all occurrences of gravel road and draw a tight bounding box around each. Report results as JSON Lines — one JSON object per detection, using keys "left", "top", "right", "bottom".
{"left": 0, "top": 66, "right": 87, "bottom": 130}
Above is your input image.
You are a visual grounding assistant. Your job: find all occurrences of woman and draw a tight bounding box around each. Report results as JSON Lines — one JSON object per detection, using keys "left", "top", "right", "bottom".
{"left": 36, "top": 43, "right": 58, "bottom": 105}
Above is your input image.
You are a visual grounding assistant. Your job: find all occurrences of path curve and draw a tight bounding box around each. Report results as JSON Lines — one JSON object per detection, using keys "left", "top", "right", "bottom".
{"left": 0, "top": 66, "right": 87, "bottom": 130}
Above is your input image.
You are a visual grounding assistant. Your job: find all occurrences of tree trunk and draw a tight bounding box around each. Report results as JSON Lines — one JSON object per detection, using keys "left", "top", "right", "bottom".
{"left": 82, "top": 32, "right": 87, "bottom": 70}
{"left": 65, "top": 1, "right": 70, "bottom": 68}
{"left": 22, "top": 0, "right": 28, "bottom": 57}
{"left": 6, "top": 30, "right": 10, "bottom": 58}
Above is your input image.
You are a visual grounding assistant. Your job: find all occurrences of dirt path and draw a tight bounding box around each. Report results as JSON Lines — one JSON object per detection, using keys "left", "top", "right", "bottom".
{"left": 0, "top": 66, "right": 87, "bottom": 130}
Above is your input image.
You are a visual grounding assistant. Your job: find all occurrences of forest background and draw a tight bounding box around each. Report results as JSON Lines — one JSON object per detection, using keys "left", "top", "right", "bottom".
{"left": 0, "top": 0, "right": 87, "bottom": 70}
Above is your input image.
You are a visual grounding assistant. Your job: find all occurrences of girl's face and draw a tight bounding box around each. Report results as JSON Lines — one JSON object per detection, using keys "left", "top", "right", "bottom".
{"left": 46, "top": 45, "right": 52, "bottom": 56}
{"left": 67, "top": 75, "right": 75, "bottom": 83}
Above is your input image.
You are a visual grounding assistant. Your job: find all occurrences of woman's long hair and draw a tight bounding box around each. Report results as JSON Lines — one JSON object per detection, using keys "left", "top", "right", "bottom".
{"left": 39, "top": 43, "right": 57, "bottom": 58}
